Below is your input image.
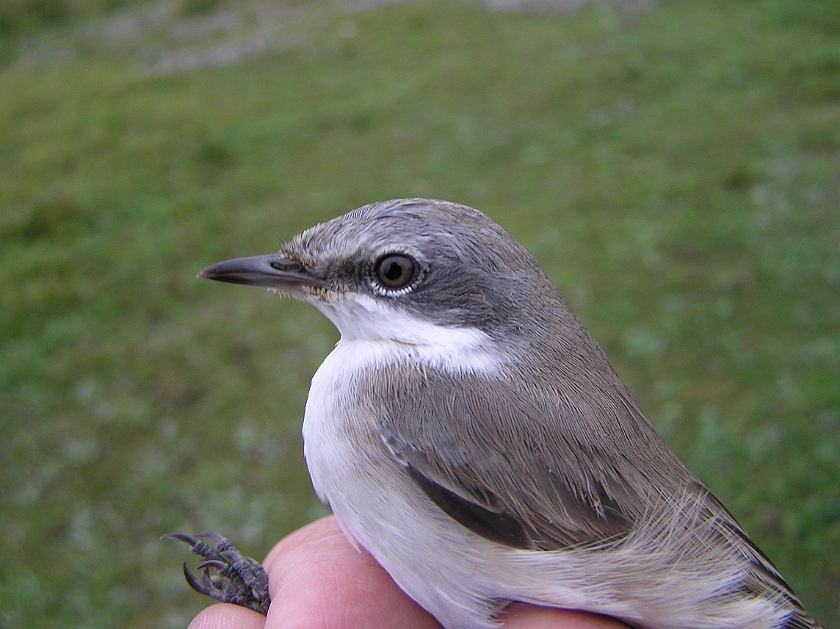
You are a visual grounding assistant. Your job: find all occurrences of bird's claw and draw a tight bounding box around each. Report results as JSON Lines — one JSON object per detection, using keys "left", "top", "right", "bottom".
{"left": 162, "top": 531, "right": 271, "bottom": 615}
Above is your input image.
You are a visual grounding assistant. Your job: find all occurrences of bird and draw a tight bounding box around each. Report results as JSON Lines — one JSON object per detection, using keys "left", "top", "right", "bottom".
{"left": 179, "top": 198, "right": 822, "bottom": 629}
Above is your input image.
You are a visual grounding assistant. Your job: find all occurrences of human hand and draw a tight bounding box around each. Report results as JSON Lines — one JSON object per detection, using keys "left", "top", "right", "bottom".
{"left": 185, "top": 515, "right": 626, "bottom": 629}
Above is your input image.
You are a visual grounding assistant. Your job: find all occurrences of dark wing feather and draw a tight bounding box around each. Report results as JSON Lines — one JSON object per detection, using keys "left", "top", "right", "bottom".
{"left": 367, "top": 364, "right": 689, "bottom": 550}
{"left": 404, "top": 464, "right": 533, "bottom": 548}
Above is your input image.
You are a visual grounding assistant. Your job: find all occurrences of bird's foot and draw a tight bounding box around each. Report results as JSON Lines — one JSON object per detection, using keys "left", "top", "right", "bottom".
{"left": 162, "top": 531, "right": 271, "bottom": 616}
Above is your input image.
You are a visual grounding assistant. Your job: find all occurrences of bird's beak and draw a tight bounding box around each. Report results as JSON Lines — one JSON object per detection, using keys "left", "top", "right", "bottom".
{"left": 198, "top": 254, "right": 328, "bottom": 292}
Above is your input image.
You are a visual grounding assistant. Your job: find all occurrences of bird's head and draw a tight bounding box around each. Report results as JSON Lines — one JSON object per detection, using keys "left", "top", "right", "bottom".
{"left": 200, "top": 198, "right": 568, "bottom": 350}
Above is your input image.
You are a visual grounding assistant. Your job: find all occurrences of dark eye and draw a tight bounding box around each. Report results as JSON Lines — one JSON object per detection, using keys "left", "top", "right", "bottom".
{"left": 375, "top": 254, "right": 416, "bottom": 289}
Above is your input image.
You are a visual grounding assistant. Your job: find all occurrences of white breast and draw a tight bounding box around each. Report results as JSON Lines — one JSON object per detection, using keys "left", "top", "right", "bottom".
{"left": 301, "top": 329, "right": 514, "bottom": 628}
{"left": 301, "top": 321, "right": 501, "bottom": 514}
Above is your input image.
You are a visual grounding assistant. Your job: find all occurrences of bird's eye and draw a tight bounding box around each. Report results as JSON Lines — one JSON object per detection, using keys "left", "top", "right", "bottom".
{"left": 375, "top": 254, "right": 416, "bottom": 290}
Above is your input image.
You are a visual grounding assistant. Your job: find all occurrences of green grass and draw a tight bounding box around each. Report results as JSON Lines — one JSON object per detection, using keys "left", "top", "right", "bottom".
{"left": 1, "top": 0, "right": 839, "bottom": 627}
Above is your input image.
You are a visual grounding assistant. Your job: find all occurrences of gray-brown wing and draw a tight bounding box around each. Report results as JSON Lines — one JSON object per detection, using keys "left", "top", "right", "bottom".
{"left": 365, "top": 364, "right": 689, "bottom": 550}
{"left": 365, "top": 364, "right": 822, "bottom": 627}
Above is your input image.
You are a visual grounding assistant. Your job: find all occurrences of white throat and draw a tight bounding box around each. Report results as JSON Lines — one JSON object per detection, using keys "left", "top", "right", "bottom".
{"left": 306, "top": 292, "right": 502, "bottom": 375}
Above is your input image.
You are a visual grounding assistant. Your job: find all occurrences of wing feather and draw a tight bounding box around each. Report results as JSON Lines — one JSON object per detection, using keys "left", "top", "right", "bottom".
{"left": 359, "top": 360, "right": 820, "bottom": 625}
{"left": 367, "top": 364, "right": 682, "bottom": 549}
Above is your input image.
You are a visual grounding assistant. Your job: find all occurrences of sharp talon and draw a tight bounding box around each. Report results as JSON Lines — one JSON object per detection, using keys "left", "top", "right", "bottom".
{"left": 196, "top": 531, "right": 229, "bottom": 547}
{"left": 200, "top": 567, "right": 218, "bottom": 595}
{"left": 165, "top": 531, "right": 271, "bottom": 616}
{"left": 162, "top": 532, "right": 199, "bottom": 545}
{"left": 182, "top": 562, "right": 206, "bottom": 594}
{"left": 196, "top": 559, "right": 227, "bottom": 572}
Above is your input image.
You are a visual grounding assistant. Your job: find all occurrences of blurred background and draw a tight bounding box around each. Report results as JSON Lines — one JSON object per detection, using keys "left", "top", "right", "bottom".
{"left": 1, "top": 0, "right": 838, "bottom": 627}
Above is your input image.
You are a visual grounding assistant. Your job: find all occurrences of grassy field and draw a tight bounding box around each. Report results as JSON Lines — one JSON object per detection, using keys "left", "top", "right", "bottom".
{"left": 1, "top": 0, "right": 838, "bottom": 627}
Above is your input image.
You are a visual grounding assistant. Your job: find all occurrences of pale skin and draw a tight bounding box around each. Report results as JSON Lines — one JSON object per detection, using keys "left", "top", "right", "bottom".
{"left": 186, "top": 516, "right": 627, "bottom": 629}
